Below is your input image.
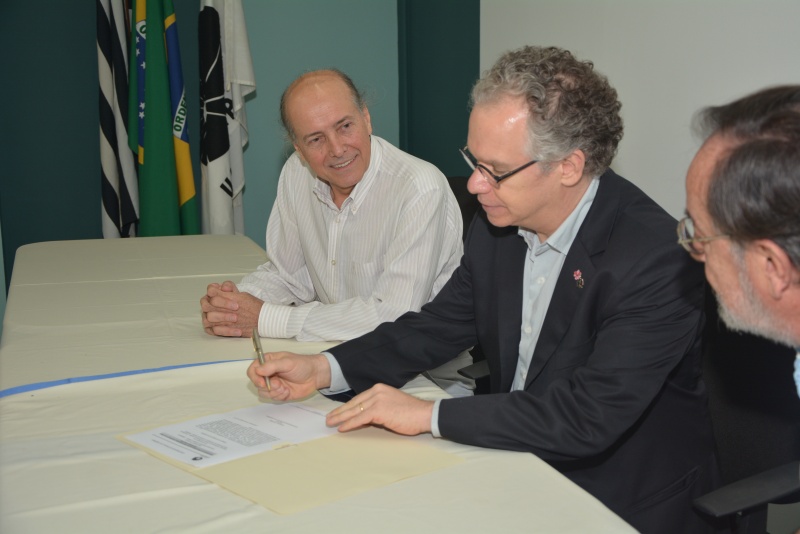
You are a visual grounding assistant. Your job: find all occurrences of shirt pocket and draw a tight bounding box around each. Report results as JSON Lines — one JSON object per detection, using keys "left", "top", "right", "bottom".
{"left": 347, "top": 259, "right": 384, "bottom": 300}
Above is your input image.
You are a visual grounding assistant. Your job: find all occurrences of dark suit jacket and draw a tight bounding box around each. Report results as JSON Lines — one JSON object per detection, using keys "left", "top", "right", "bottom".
{"left": 330, "top": 171, "right": 719, "bottom": 533}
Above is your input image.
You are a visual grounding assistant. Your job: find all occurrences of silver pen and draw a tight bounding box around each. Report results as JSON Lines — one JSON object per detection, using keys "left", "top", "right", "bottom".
{"left": 251, "top": 328, "right": 271, "bottom": 392}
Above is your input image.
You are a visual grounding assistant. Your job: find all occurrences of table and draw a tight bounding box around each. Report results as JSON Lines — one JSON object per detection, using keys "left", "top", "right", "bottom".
{"left": 0, "top": 235, "right": 333, "bottom": 394}
{"left": 0, "top": 361, "right": 636, "bottom": 533}
{"left": 0, "top": 236, "right": 636, "bottom": 533}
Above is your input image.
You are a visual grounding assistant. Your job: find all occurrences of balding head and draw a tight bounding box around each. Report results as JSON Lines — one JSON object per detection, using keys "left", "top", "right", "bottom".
{"left": 280, "top": 69, "right": 366, "bottom": 141}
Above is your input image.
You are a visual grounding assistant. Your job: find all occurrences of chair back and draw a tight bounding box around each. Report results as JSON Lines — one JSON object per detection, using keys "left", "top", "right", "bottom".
{"left": 703, "top": 291, "right": 800, "bottom": 484}
{"left": 447, "top": 176, "right": 489, "bottom": 394}
{"left": 446, "top": 176, "right": 481, "bottom": 242}
{"left": 700, "top": 289, "right": 800, "bottom": 532}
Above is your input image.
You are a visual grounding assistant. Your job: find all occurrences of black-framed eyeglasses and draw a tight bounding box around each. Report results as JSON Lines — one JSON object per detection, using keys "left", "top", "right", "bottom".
{"left": 459, "top": 146, "right": 539, "bottom": 185}
{"left": 676, "top": 215, "right": 729, "bottom": 256}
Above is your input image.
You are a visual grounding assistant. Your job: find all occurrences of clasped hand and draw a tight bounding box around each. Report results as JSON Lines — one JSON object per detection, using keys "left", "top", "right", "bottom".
{"left": 247, "top": 352, "right": 434, "bottom": 436}
{"left": 201, "top": 281, "right": 263, "bottom": 337}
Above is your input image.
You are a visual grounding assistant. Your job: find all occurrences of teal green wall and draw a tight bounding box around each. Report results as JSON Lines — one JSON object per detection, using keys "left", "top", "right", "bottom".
{"left": 398, "top": 0, "right": 479, "bottom": 178}
{"left": 0, "top": 218, "right": 4, "bottom": 340}
{"left": 240, "top": 0, "right": 399, "bottom": 249}
{"left": 0, "top": 0, "right": 399, "bottom": 283}
{"left": 0, "top": 2, "right": 102, "bottom": 288}
{"left": 0, "top": 0, "right": 477, "bottom": 284}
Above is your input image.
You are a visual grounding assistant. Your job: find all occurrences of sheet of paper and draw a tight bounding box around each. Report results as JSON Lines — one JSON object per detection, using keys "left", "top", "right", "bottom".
{"left": 124, "top": 403, "right": 338, "bottom": 467}
{"left": 195, "top": 427, "right": 465, "bottom": 514}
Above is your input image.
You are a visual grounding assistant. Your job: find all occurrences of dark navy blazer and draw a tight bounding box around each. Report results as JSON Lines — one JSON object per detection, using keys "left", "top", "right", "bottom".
{"left": 330, "top": 171, "right": 719, "bottom": 533}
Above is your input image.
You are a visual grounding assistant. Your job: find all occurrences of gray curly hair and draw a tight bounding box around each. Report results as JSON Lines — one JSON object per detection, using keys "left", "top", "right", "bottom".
{"left": 471, "top": 46, "right": 623, "bottom": 177}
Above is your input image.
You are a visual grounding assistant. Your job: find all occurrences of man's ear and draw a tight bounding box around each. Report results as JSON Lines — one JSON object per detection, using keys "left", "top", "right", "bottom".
{"left": 559, "top": 149, "right": 587, "bottom": 187}
{"left": 361, "top": 106, "right": 373, "bottom": 136}
{"left": 751, "top": 239, "right": 797, "bottom": 298}
{"left": 293, "top": 143, "right": 306, "bottom": 162}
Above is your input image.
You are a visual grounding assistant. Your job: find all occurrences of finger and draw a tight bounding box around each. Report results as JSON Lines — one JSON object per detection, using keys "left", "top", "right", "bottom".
{"left": 327, "top": 399, "right": 371, "bottom": 429}
{"left": 260, "top": 353, "right": 299, "bottom": 374}
{"left": 208, "top": 295, "right": 240, "bottom": 311}
{"left": 249, "top": 369, "right": 289, "bottom": 401}
{"left": 220, "top": 281, "right": 238, "bottom": 292}
{"left": 264, "top": 379, "right": 292, "bottom": 401}
{"left": 204, "top": 309, "right": 238, "bottom": 324}
{"left": 328, "top": 387, "right": 375, "bottom": 417}
{"left": 330, "top": 405, "right": 372, "bottom": 432}
{"left": 247, "top": 360, "right": 267, "bottom": 386}
{"left": 211, "top": 325, "right": 243, "bottom": 337}
{"left": 328, "top": 396, "right": 362, "bottom": 417}
{"left": 250, "top": 355, "right": 289, "bottom": 386}
{"left": 200, "top": 296, "right": 235, "bottom": 314}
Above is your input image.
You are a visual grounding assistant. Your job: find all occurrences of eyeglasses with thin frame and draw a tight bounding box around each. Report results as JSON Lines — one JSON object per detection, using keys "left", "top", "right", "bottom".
{"left": 459, "top": 146, "right": 539, "bottom": 185}
{"left": 676, "top": 215, "right": 729, "bottom": 257}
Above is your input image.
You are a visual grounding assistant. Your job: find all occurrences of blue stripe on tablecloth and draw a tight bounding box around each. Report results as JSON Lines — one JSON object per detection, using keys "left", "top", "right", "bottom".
{"left": 0, "top": 360, "right": 249, "bottom": 398}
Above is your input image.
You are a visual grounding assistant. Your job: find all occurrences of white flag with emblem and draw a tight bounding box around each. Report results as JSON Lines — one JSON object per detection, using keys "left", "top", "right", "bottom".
{"left": 199, "top": 0, "right": 256, "bottom": 235}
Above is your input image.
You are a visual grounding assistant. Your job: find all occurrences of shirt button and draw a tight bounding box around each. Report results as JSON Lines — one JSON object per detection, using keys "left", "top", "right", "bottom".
{"left": 537, "top": 276, "right": 546, "bottom": 285}
{"left": 524, "top": 326, "right": 532, "bottom": 334}
{"left": 331, "top": 260, "right": 336, "bottom": 266}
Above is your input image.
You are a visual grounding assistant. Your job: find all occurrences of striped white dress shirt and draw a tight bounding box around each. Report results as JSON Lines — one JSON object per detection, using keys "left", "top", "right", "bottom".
{"left": 238, "top": 135, "right": 464, "bottom": 342}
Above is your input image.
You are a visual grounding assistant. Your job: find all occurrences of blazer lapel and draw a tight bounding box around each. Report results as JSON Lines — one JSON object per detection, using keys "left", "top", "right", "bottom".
{"left": 525, "top": 240, "right": 595, "bottom": 384}
{"left": 524, "top": 171, "right": 622, "bottom": 387}
{"left": 495, "top": 233, "right": 527, "bottom": 392}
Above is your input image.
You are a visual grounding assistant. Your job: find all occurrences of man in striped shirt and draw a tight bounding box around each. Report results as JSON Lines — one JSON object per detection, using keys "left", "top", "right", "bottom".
{"left": 201, "top": 69, "right": 473, "bottom": 396}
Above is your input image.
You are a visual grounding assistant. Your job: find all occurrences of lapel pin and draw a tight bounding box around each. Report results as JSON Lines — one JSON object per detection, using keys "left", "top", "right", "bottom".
{"left": 573, "top": 269, "right": 585, "bottom": 289}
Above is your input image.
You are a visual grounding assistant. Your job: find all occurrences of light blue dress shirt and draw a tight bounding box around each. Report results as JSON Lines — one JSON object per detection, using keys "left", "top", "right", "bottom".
{"left": 510, "top": 179, "right": 598, "bottom": 390}
{"left": 430, "top": 178, "right": 599, "bottom": 436}
{"left": 794, "top": 352, "right": 800, "bottom": 398}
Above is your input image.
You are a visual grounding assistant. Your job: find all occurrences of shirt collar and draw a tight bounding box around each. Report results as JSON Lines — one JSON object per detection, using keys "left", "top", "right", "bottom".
{"left": 519, "top": 177, "right": 600, "bottom": 255}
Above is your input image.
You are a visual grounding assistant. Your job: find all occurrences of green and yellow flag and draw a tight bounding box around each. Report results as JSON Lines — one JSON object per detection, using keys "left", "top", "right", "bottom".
{"left": 128, "top": 0, "right": 199, "bottom": 236}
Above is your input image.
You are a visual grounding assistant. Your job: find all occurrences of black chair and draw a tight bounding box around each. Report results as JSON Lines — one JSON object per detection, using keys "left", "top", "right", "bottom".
{"left": 446, "top": 176, "right": 490, "bottom": 395}
{"left": 694, "top": 290, "right": 800, "bottom": 533}
{"left": 446, "top": 176, "right": 481, "bottom": 242}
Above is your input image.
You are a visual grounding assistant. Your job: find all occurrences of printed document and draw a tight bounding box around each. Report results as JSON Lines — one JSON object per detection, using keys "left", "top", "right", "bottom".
{"left": 124, "top": 403, "right": 338, "bottom": 468}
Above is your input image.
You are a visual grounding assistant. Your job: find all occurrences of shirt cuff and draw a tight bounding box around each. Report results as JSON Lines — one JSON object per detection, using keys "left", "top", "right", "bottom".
{"left": 319, "top": 352, "right": 351, "bottom": 394}
{"left": 258, "top": 302, "right": 312, "bottom": 339}
{"left": 430, "top": 399, "right": 443, "bottom": 438}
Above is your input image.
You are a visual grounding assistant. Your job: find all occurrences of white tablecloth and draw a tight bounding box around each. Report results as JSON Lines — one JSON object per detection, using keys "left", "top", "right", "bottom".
{"left": 0, "top": 236, "right": 636, "bottom": 533}
{"left": 0, "top": 360, "right": 636, "bottom": 533}
{"left": 0, "top": 236, "right": 333, "bottom": 394}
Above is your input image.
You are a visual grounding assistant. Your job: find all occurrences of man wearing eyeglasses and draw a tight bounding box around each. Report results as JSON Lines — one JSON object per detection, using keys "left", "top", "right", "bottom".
{"left": 249, "top": 47, "right": 719, "bottom": 533}
{"left": 682, "top": 85, "right": 800, "bottom": 397}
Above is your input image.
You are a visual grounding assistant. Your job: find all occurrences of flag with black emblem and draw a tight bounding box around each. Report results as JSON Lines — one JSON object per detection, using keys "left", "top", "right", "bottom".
{"left": 98, "top": 0, "right": 139, "bottom": 238}
{"left": 199, "top": 0, "right": 255, "bottom": 235}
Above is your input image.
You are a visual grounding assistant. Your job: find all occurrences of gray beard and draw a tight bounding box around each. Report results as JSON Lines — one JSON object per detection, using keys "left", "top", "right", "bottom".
{"left": 716, "top": 267, "right": 797, "bottom": 348}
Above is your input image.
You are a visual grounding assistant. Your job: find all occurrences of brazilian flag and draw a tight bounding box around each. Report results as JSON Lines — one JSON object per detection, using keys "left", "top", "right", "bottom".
{"left": 128, "top": 0, "right": 200, "bottom": 236}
